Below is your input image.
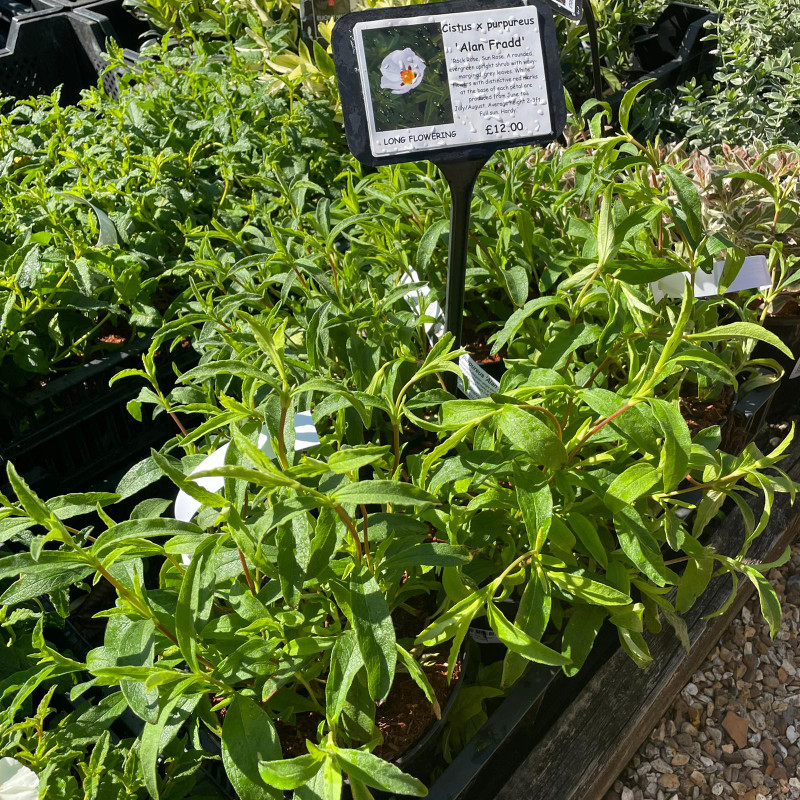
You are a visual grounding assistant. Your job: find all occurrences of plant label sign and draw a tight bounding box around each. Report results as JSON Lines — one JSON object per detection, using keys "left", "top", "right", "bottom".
{"left": 332, "top": 0, "right": 565, "bottom": 165}
{"left": 301, "top": 0, "right": 352, "bottom": 43}
{"left": 547, "top": 0, "right": 581, "bottom": 21}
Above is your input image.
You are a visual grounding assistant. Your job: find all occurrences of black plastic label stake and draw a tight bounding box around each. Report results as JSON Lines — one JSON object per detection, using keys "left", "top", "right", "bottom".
{"left": 547, "top": 0, "right": 581, "bottom": 21}
{"left": 301, "top": 0, "right": 353, "bottom": 43}
{"left": 332, "top": 0, "right": 565, "bottom": 386}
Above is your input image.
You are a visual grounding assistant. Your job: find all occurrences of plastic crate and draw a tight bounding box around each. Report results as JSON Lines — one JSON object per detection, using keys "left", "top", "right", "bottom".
{"left": 31, "top": 0, "right": 156, "bottom": 51}
{"left": 0, "top": 10, "right": 119, "bottom": 103}
{"left": 0, "top": 341, "right": 197, "bottom": 497}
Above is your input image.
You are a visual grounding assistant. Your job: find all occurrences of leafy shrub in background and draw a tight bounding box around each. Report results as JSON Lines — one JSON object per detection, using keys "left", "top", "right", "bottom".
{"left": 632, "top": 0, "right": 800, "bottom": 148}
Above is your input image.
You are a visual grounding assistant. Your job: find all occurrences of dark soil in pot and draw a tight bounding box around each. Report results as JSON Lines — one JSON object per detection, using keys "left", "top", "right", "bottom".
{"left": 461, "top": 315, "right": 506, "bottom": 381}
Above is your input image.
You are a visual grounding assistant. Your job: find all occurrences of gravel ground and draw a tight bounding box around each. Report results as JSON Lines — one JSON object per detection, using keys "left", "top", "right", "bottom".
{"left": 606, "top": 543, "right": 800, "bottom": 800}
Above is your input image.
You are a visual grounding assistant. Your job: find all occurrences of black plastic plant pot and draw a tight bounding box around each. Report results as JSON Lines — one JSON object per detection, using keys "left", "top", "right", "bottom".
{"left": 408, "top": 663, "right": 560, "bottom": 800}
{"left": 609, "top": 2, "right": 719, "bottom": 115}
{"left": 631, "top": 2, "right": 717, "bottom": 74}
{"left": 720, "top": 380, "right": 781, "bottom": 457}
{"left": 753, "top": 316, "right": 800, "bottom": 419}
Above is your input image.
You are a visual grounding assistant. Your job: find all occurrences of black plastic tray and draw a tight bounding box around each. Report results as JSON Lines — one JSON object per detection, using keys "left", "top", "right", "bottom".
{"left": 0, "top": 341, "right": 196, "bottom": 496}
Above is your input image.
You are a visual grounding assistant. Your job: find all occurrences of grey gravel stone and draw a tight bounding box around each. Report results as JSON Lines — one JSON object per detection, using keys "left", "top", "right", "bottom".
{"left": 605, "top": 541, "right": 800, "bottom": 800}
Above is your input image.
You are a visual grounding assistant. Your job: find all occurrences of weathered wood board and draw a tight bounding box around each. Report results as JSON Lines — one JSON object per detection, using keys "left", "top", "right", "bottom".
{"left": 497, "top": 440, "right": 800, "bottom": 800}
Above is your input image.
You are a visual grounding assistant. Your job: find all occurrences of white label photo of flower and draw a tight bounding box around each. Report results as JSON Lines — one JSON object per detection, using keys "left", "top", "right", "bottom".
{"left": 0, "top": 757, "right": 39, "bottom": 800}
{"left": 380, "top": 48, "right": 426, "bottom": 94}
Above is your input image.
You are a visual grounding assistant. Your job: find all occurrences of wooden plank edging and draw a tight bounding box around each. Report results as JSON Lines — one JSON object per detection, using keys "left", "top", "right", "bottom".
{"left": 497, "top": 441, "right": 800, "bottom": 800}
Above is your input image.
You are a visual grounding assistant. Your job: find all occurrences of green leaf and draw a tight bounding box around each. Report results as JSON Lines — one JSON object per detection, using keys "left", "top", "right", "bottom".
{"left": 662, "top": 164, "right": 702, "bottom": 245}
{"left": 547, "top": 571, "right": 632, "bottom": 606}
{"left": 676, "top": 557, "right": 714, "bottom": 613}
{"left": 489, "top": 297, "right": 562, "bottom": 355}
{"left": 381, "top": 542, "right": 470, "bottom": 571}
{"left": 115, "top": 456, "right": 163, "bottom": 500}
{"left": 415, "top": 589, "right": 487, "bottom": 645}
{"left": 499, "top": 406, "right": 567, "bottom": 466}
{"left": 349, "top": 569, "right": 397, "bottom": 702}
{"left": 605, "top": 463, "right": 660, "bottom": 508}
{"left": 501, "top": 570, "right": 551, "bottom": 687}
{"left": 328, "top": 445, "right": 391, "bottom": 474}
{"left": 140, "top": 692, "right": 200, "bottom": 799}
{"left": 596, "top": 186, "right": 615, "bottom": 267}
{"left": 613, "top": 506, "right": 677, "bottom": 587}
{"left": 277, "top": 517, "right": 310, "bottom": 606}
{"left": 618, "top": 627, "right": 653, "bottom": 668}
{"left": 513, "top": 464, "right": 552, "bottom": 549}
{"left": 333, "top": 747, "right": 426, "bottom": 796}
{"left": 397, "top": 644, "right": 440, "bottom": 717}
{"left": 415, "top": 219, "right": 448, "bottom": 273}
{"left": 306, "top": 507, "right": 339, "bottom": 581}
{"left": 742, "top": 566, "right": 782, "bottom": 638}
{"left": 6, "top": 462, "right": 51, "bottom": 526}
{"left": 0, "top": 564, "right": 93, "bottom": 606}
{"left": 222, "top": 696, "right": 282, "bottom": 800}
{"left": 175, "top": 534, "right": 218, "bottom": 673}
{"left": 151, "top": 450, "right": 227, "bottom": 508}
{"left": 105, "top": 616, "right": 158, "bottom": 723}
{"left": 326, "top": 630, "right": 364, "bottom": 723}
{"left": 439, "top": 399, "right": 499, "bottom": 429}
{"left": 687, "top": 322, "right": 793, "bottom": 358}
{"left": 561, "top": 605, "right": 607, "bottom": 677}
{"left": 567, "top": 512, "right": 608, "bottom": 569}
{"left": 332, "top": 480, "right": 436, "bottom": 507}
{"left": 259, "top": 754, "right": 322, "bottom": 790}
{"left": 486, "top": 600, "right": 569, "bottom": 666}
{"left": 504, "top": 264, "right": 529, "bottom": 307}
{"left": 649, "top": 398, "right": 692, "bottom": 493}
{"left": 618, "top": 78, "right": 655, "bottom": 134}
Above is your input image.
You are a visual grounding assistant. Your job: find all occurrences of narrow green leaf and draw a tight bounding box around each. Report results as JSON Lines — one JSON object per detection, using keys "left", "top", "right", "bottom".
{"left": 350, "top": 569, "right": 397, "bottom": 702}
{"left": 259, "top": 754, "right": 322, "bottom": 790}
{"left": 662, "top": 164, "right": 702, "bottom": 244}
{"left": 222, "top": 696, "right": 281, "bottom": 800}
{"left": 332, "top": 480, "right": 436, "bottom": 507}
{"left": 486, "top": 601, "right": 569, "bottom": 666}
{"left": 333, "top": 747, "right": 426, "bottom": 796}
{"left": 175, "top": 535, "right": 218, "bottom": 673}
{"left": 547, "top": 571, "right": 632, "bottom": 606}
{"left": 513, "top": 464, "right": 552, "bottom": 549}
{"left": 326, "top": 630, "right": 364, "bottom": 723}
{"left": 140, "top": 692, "right": 200, "bottom": 799}
{"left": 649, "top": 398, "right": 691, "bottom": 493}
{"left": 687, "top": 322, "right": 793, "bottom": 358}
{"left": 561, "top": 605, "right": 607, "bottom": 677}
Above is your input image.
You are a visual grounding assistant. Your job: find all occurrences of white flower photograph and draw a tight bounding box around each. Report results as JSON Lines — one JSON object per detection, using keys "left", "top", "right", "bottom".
{"left": 362, "top": 22, "right": 454, "bottom": 132}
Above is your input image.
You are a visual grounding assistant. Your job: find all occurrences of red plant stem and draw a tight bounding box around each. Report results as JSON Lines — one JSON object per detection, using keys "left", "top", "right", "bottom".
{"left": 239, "top": 550, "right": 257, "bottom": 595}
{"left": 170, "top": 412, "right": 188, "bottom": 436}
{"left": 566, "top": 402, "right": 631, "bottom": 466}
{"left": 334, "top": 505, "right": 363, "bottom": 561}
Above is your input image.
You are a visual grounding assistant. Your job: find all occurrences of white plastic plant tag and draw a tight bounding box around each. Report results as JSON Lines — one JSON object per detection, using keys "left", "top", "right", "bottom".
{"left": 400, "top": 268, "right": 444, "bottom": 343}
{"left": 650, "top": 255, "right": 771, "bottom": 303}
{"left": 790, "top": 358, "right": 800, "bottom": 380}
{"left": 458, "top": 353, "right": 500, "bottom": 399}
{"left": 174, "top": 411, "right": 319, "bottom": 525}
{"left": 351, "top": 5, "right": 553, "bottom": 159}
{"left": 402, "top": 270, "right": 498, "bottom": 399}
